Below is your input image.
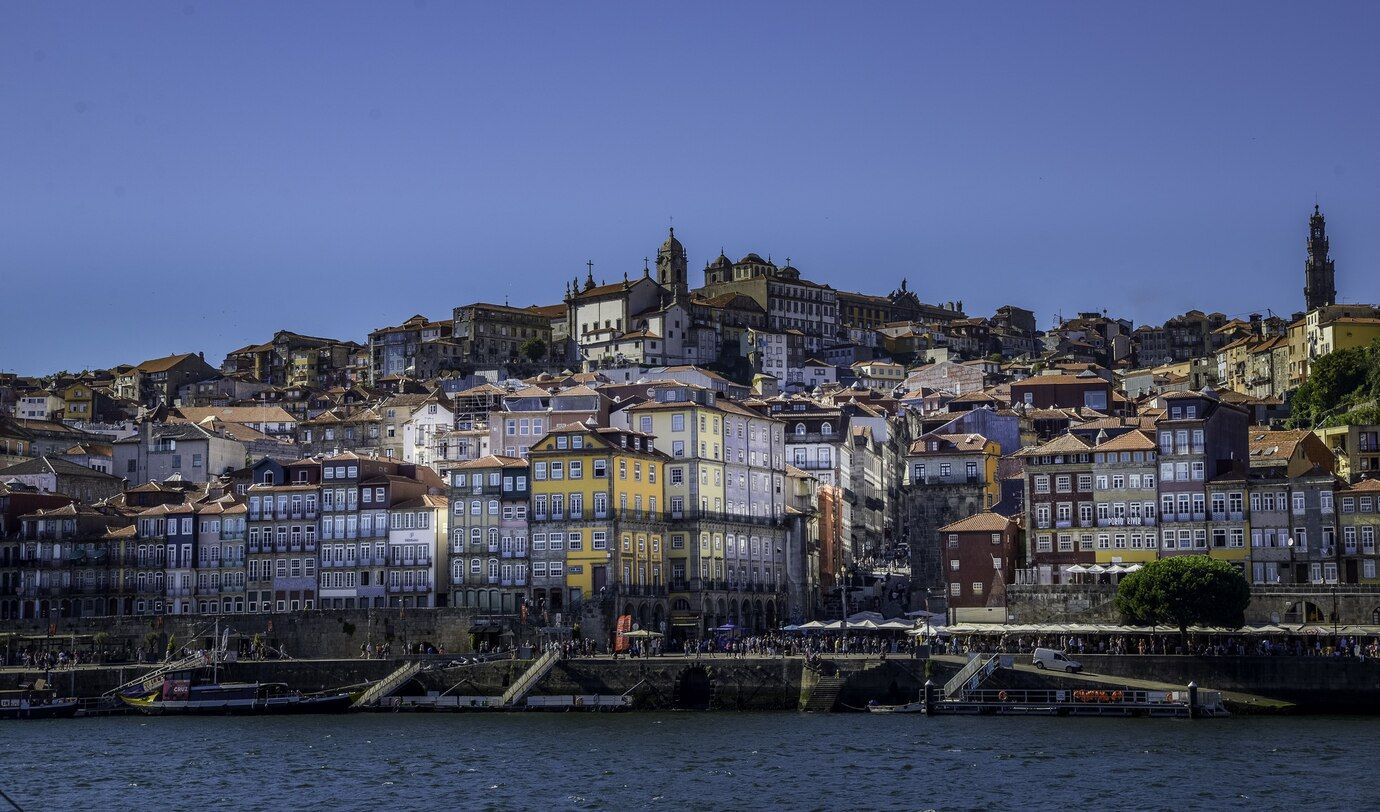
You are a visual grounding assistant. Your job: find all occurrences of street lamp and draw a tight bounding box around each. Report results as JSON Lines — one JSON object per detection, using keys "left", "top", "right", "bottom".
{"left": 1286, "top": 536, "right": 1296, "bottom": 585}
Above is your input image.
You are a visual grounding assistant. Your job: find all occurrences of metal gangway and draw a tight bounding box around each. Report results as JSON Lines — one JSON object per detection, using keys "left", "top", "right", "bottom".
{"left": 351, "top": 661, "right": 424, "bottom": 709}
{"left": 943, "top": 654, "right": 999, "bottom": 699}
{"left": 499, "top": 648, "right": 561, "bottom": 707}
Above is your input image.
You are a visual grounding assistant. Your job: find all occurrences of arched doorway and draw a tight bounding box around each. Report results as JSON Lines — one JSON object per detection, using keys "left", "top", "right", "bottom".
{"left": 674, "top": 667, "right": 713, "bottom": 710}
{"left": 1284, "top": 601, "right": 1325, "bottom": 624}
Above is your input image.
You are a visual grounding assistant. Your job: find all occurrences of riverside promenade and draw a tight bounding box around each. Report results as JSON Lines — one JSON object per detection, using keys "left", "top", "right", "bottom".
{"left": 7, "top": 650, "right": 1377, "bottom": 713}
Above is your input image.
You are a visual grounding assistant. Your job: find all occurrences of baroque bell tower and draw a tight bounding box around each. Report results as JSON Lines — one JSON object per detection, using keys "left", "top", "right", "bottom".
{"left": 1304, "top": 203, "right": 1337, "bottom": 311}
{"left": 656, "top": 227, "right": 688, "bottom": 295}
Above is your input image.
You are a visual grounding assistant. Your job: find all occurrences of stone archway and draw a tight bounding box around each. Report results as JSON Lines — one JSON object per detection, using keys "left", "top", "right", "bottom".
{"left": 765, "top": 601, "right": 777, "bottom": 630}
{"left": 1284, "top": 600, "right": 1325, "bottom": 624}
{"left": 674, "top": 666, "right": 713, "bottom": 710}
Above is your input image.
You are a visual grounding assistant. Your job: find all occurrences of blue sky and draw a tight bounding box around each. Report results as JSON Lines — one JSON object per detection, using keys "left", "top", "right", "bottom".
{"left": 2, "top": 1, "right": 1378, "bottom": 375}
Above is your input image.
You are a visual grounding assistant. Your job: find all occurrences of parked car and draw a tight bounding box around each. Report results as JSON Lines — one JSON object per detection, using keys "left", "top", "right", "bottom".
{"left": 1032, "top": 648, "right": 1082, "bottom": 673}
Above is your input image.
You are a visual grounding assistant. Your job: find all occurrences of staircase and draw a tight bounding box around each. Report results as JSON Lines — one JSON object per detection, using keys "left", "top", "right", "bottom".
{"left": 106, "top": 653, "right": 209, "bottom": 697}
{"left": 500, "top": 648, "right": 561, "bottom": 708}
{"left": 351, "top": 661, "right": 423, "bottom": 709}
{"left": 801, "top": 674, "right": 845, "bottom": 712}
{"left": 944, "top": 654, "right": 998, "bottom": 699}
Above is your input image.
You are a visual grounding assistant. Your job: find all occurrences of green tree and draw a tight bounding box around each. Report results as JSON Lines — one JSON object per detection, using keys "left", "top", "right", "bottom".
{"left": 519, "top": 338, "right": 547, "bottom": 363}
{"left": 1114, "top": 556, "right": 1250, "bottom": 638}
{"left": 1288, "top": 339, "right": 1380, "bottom": 428}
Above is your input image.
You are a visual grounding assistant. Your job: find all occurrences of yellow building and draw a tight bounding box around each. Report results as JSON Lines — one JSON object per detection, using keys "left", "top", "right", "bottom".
{"left": 528, "top": 422, "right": 667, "bottom": 631}
{"left": 1298, "top": 305, "right": 1380, "bottom": 383}
{"left": 1316, "top": 317, "right": 1380, "bottom": 358}
{"left": 60, "top": 383, "right": 95, "bottom": 422}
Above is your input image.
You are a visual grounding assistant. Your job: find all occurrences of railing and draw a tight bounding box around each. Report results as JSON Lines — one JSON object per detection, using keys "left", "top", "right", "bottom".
{"left": 500, "top": 648, "right": 560, "bottom": 707}
{"left": 944, "top": 654, "right": 997, "bottom": 699}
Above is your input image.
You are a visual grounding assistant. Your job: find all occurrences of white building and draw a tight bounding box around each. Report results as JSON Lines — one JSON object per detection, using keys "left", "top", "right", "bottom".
{"left": 387, "top": 494, "right": 448, "bottom": 607}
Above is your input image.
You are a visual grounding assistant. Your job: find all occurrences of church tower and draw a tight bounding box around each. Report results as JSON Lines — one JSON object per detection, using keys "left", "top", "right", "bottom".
{"left": 656, "top": 227, "right": 688, "bottom": 294}
{"left": 1304, "top": 204, "right": 1337, "bottom": 311}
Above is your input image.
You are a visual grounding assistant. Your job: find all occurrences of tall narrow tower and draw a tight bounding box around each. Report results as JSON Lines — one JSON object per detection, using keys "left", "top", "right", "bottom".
{"left": 656, "top": 227, "right": 688, "bottom": 295}
{"left": 1304, "top": 204, "right": 1337, "bottom": 311}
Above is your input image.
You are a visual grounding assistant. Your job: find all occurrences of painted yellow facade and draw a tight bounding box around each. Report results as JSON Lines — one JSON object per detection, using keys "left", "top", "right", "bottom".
{"left": 528, "top": 423, "right": 667, "bottom": 602}
{"left": 60, "top": 383, "right": 95, "bottom": 421}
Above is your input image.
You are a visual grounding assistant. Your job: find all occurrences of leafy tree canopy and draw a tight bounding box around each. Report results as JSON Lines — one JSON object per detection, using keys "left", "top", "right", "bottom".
{"left": 519, "top": 338, "right": 547, "bottom": 362}
{"left": 1288, "top": 338, "right": 1380, "bottom": 428}
{"left": 1114, "top": 556, "right": 1250, "bottom": 636}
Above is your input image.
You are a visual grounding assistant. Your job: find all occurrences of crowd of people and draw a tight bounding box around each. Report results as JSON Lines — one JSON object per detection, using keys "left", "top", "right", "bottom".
{"left": 941, "top": 631, "right": 1380, "bottom": 659}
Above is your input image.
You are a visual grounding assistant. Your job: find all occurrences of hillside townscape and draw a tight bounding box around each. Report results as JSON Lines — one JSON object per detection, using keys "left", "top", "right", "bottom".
{"left": 3, "top": 208, "right": 1377, "bottom": 641}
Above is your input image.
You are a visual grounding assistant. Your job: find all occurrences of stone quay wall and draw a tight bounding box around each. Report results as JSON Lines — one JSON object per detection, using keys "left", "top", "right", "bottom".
{"left": 1005, "top": 584, "right": 1380, "bottom": 626}
{"left": 0, "top": 608, "right": 483, "bottom": 661}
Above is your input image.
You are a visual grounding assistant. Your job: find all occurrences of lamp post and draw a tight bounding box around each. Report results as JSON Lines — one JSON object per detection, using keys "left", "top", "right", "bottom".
{"left": 1286, "top": 536, "right": 1296, "bottom": 586}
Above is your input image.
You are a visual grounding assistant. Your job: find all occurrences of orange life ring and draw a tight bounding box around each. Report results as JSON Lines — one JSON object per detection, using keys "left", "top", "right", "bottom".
{"left": 998, "top": 690, "right": 1009, "bottom": 702}
{"left": 1112, "top": 690, "right": 1124, "bottom": 702}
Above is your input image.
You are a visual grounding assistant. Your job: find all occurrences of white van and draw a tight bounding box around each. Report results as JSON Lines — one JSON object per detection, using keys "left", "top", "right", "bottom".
{"left": 1032, "top": 648, "right": 1082, "bottom": 673}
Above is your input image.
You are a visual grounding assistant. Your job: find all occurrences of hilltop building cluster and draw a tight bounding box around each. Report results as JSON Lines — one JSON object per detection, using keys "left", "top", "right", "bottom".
{"left": 2, "top": 207, "right": 1378, "bottom": 632}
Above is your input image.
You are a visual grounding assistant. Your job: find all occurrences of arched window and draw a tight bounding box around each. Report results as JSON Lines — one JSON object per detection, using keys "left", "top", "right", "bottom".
{"left": 820, "top": 423, "right": 832, "bottom": 436}
{"left": 488, "top": 559, "right": 499, "bottom": 578}
{"left": 488, "top": 528, "right": 499, "bottom": 545}
{"left": 470, "top": 527, "right": 482, "bottom": 543}
{"left": 794, "top": 423, "right": 806, "bottom": 436}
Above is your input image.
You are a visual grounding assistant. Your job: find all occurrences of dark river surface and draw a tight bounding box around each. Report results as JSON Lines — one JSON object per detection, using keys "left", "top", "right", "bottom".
{"left": 0, "top": 713, "right": 1369, "bottom": 811}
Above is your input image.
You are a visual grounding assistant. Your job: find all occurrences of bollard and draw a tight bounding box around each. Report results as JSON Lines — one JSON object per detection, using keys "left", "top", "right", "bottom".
{"left": 923, "top": 679, "right": 935, "bottom": 716}
{"left": 1187, "top": 680, "right": 1199, "bottom": 719}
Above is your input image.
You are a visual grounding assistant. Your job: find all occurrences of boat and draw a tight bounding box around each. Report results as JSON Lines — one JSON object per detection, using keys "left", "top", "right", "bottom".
{"left": 865, "top": 699, "right": 926, "bottom": 714}
{"left": 120, "top": 672, "right": 352, "bottom": 715}
{"left": 0, "top": 682, "right": 80, "bottom": 720}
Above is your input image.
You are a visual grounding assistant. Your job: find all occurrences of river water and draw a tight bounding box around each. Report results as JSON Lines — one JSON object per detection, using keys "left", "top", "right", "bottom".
{"left": 0, "top": 713, "right": 1368, "bottom": 811}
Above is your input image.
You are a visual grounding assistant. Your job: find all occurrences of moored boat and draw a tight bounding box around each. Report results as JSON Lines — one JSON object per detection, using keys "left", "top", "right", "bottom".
{"left": 865, "top": 700, "right": 926, "bottom": 714}
{"left": 120, "top": 672, "right": 352, "bottom": 715}
{"left": 0, "top": 683, "right": 81, "bottom": 720}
